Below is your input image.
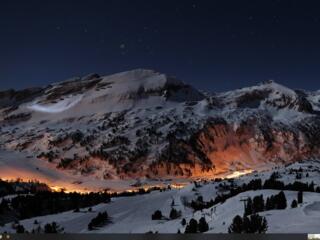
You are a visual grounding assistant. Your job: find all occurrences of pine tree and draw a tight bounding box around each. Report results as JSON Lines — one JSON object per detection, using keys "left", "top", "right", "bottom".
{"left": 185, "top": 218, "right": 198, "bottom": 233}
{"left": 44, "top": 222, "right": 64, "bottom": 233}
{"left": 88, "top": 222, "right": 94, "bottom": 231}
{"left": 244, "top": 198, "right": 253, "bottom": 216}
{"left": 248, "top": 214, "right": 268, "bottom": 233}
{"left": 170, "top": 208, "right": 181, "bottom": 219}
{"left": 181, "top": 218, "right": 187, "bottom": 226}
{"left": 152, "top": 210, "right": 162, "bottom": 220}
{"left": 198, "top": 217, "right": 209, "bottom": 233}
{"left": 309, "top": 181, "right": 315, "bottom": 192}
{"left": 265, "top": 197, "right": 271, "bottom": 210}
{"left": 242, "top": 215, "right": 251, "bottom": 233}
{"left": 197, "top": 195, "right": 204, "bottom": 203}
{"left": 270, "top": 195, "right": 276, "bottom": 209}
{"left": 228, "top": 215, "right": 243, "bottom": 233}
{"left": 275, "top": 191, "right": 287, "bottom": 209}
{"left": 253, "top": 195, "right": 265, "bottom": 213}
{"left": 296, "top": 173, "right": 302, "bottom": 179}
{"left": 298, "top": 191, "right": 303, "bottom": 204}
{"left": 87, "top": 211, "right": 109, "bottom": 230}
{"left": 291, "top": 199, "right": 298, "bottom": 208}
{"left": 229, "top": 214, "right": 268, "bottom": 233}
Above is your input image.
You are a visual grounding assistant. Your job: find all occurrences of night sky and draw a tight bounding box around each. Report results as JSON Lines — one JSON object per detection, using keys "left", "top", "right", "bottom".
{"left": 1, "top": 0, "right": 320, "bottom": 92}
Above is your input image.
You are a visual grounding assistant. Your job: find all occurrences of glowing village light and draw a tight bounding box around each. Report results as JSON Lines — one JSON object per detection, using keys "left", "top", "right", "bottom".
{"left": 224, "top": 169, "right": 254, "bottom": 179}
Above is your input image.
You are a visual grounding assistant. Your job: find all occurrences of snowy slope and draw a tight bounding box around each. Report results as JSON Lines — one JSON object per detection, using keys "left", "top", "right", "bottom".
{"left": 1, "top": 160, "right": 320, "bottom": 233}
{"left": 0, "top": 69, "right": 320, "bottom": 191}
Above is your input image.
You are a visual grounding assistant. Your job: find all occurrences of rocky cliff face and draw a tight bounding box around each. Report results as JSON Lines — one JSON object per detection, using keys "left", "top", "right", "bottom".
{"left": 0, "top": 69, "right": 319, "bottom": 180}
{"left": 152, "top": 116, "right": 320, "bottom": 178}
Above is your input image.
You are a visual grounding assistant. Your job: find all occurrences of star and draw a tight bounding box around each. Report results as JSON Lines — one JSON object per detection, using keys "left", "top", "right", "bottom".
{"left": 120, "top": 43, "right": 127, "bottom": 55}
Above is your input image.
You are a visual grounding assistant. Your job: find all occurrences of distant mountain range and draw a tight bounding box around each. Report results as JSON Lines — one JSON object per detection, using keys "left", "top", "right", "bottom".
{"left": 1, "top": 69, "right": 320, "bottom": 183}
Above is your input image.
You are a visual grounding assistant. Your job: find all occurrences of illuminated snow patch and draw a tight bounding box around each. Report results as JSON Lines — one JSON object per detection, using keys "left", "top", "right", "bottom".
{"left": 27, "top": 95, "right": 83, "bottom": 113}
{"left": 309, "top": 234, "right": 320, "bottom": 239}
{"left": 225, "top": 169, "right": 253, "bottom": 179}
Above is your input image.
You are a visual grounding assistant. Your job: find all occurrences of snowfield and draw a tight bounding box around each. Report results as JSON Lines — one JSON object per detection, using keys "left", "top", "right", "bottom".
{"left": 1, "top": 160, "right": 320, "bottom": 233}
{"left": 1, "top": 69, "right": 320, "bottom": 234}
{"left": 27, "top": 94, "right": 83, "bottom": 113}
{"left": 1, "top": 69, "right": 320, "bottom": 186}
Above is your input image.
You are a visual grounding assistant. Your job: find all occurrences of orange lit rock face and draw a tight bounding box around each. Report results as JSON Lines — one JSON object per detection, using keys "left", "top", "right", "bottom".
{"left": 2, "top": 116, "right": 319, "bottom": 181}
{"left": 149, "top": 118, "right": 320, "bottom": 179}
{"left": 2, "top": 71, "right": 320, "bottom": 183}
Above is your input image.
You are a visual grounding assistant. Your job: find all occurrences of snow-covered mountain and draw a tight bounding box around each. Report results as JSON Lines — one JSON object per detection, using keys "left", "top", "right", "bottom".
{"left": 0, "top": 69, "right": 320, "bottom": 191}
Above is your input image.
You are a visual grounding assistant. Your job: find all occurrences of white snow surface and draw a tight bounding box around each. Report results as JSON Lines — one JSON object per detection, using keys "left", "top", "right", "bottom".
{"left": 27, "top": 95, "right": 83, "bottom": 113}
{"left": 1, "top": 70, "right": 320, "bottom": 233}
{"left": 1, "top": 160, "right": 320, "bottom": 233}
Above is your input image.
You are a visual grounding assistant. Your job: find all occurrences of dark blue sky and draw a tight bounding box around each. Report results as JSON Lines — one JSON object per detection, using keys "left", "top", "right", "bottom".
{"left": 1, "top": 0, "right": 320, "bottom": 92}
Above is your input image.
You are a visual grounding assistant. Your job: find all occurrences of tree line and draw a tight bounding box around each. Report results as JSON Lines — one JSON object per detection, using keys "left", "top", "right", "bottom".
{"left": 0, "top": 191, "right": 111, "bottom": 225}
{"left": 88, "top": 211, "right": 109, "bottom": 230}
{"left": 188, "top": 174, "right": 316, "bottom": 211}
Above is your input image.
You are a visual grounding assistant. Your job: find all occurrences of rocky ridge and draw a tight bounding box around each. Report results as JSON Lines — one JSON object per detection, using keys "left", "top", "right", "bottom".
{"left": 0, "top": 69, "right": 319, "bottom": 180}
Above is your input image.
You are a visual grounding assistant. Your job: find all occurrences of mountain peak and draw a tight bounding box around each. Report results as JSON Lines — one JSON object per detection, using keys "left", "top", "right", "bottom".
{"left": 1, "top": 69, "right": 320, "bottom": 192}
{"left": 11, "top": 69, "right": 204, "bottom": 115}
{"left": 259, "top": 79, "right": 275, "bottom": 85}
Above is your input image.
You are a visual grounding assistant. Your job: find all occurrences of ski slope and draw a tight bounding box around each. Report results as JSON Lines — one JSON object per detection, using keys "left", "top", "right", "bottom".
{"left": 1, "top": 160, "right": 320, "bottom": 233}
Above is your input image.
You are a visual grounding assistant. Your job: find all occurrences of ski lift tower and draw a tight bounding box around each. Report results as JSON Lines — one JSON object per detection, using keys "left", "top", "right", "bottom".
{"left": 240, "top": 196, "right": 250, "bottom": 213}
